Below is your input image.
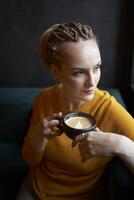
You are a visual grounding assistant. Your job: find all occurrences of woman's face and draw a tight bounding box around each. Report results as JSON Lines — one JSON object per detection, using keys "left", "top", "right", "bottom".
{"left": 54, "top": 39, "right": 101, "bottom": 104}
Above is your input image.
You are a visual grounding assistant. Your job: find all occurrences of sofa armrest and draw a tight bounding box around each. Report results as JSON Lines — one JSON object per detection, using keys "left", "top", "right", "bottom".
{"left": 106, "top": 157, "right": 134, "bottom": 199}
{"left": 105, "top": 88, "right": 126, "bottom": 108}
{"left": 0, "top": 142, "right": 28, "bottom": 199}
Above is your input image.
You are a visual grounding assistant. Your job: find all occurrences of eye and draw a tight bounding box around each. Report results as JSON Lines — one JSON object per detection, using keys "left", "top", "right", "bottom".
{"left": 73, "top": 71, "right": 84, "bottom": 76}
{"left": 93, "top": 65, "right": 101, "bottom": 72}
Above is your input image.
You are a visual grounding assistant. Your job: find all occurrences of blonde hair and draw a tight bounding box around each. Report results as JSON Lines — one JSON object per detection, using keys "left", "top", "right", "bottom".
{"left": 39, "top": 21, "right": 97, "bottom": 67}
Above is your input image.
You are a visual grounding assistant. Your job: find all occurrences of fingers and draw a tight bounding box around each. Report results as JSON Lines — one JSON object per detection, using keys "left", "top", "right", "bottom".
{"left": 46, "top": 112, "right": 63, "bottom": 121}
{"left": 72, "top": 127, "right": 103, "bottom": 163}
{"left": 43, "top": 112, "right": 63, "bottom": 127}
{"left": 78, "top": 138, "right": 91, "bottom": 163}
{"left": 72, "top": 127, "right": 101, "bottom": 147}
{"left": 94, "top": 127, "right": 100, "bottom": 131}
{"left": 72, "top": 133, "right": 86, "bottom": 147}
{"left": 42, "top": 112, "right": 63, "bottom": 139}
{"left": 43, "top": 119, "right": 59, "bottom": 128}
{"left": 44, "top": 130, "right": 56, "bottom": 139}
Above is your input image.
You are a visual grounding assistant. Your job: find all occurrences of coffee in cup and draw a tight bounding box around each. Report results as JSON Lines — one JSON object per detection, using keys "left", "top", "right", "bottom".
{"left": 56, "top": 112, "right": 96, "bottom": 140}
{"left": 65, "top": 116, "right": 92, "bottom": 129}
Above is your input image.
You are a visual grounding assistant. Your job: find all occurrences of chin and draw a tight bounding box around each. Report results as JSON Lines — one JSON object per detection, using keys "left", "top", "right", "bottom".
{"left": 83, "top": 94, "right": 94, "bottom": 101}
{"left": 74, "top": 93, "right": 94, "bottom": 103}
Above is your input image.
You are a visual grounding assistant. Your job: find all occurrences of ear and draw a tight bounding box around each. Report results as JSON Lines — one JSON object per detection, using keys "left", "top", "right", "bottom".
{"left": 50, "top": 64, "right": 61, "bottom": 81}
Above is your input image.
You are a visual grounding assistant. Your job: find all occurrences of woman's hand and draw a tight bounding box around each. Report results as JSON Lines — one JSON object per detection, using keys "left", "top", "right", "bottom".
{"left": 72, "top": 128, "right": 124, "bottom": 163}
{"left": 26, "top": 112, "right": 63, "bottom": 151}
{"left": 40, "top": 112, "right": 63, "bottom": 139}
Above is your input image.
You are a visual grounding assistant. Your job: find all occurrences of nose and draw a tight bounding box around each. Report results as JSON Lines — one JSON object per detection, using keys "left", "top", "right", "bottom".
{"left": 84, "top": 72, "right": 95, "bottom": 88}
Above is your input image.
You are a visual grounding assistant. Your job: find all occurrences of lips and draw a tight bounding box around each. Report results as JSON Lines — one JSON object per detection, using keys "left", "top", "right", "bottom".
{"left": 83, "top": 89, "right": 95, "bottom": 94}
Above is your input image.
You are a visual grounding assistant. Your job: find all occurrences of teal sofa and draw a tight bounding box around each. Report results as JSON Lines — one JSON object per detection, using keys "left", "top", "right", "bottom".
{"left": 0, "top": 87, "right": 126, "bottom": 199}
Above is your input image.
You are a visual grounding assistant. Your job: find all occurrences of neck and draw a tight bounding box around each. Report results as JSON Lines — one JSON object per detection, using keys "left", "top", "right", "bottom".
{"left": 59, "top": 84, "right": 84, "bottom": 112}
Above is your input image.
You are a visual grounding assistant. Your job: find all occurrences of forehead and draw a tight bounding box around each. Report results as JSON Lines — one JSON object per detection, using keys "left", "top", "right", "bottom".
{"left": 57, "top": 39, "right": 101, "bottom": 67}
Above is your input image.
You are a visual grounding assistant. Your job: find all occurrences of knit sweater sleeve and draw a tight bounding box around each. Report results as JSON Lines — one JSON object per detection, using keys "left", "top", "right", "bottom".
{"left": 21, "top": 88, "right": 51, "bottom": 168}
{"left": 95, "top": 90, "right": 134, "bottom": 140}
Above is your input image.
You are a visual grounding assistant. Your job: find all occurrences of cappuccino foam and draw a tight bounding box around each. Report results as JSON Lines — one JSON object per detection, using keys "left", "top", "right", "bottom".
{"left": 65, "top": 116, "right": 92, "bottom": 129}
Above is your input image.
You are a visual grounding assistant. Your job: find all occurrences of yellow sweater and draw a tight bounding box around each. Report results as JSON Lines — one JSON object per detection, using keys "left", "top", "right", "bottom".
{"left": 22, "top": 84, "right": 134, "bottom": 200}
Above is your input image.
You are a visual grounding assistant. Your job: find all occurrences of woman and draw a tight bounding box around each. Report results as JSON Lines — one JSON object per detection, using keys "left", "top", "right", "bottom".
{"left": 17, "top": 21, "right": 134, "bottom": 200}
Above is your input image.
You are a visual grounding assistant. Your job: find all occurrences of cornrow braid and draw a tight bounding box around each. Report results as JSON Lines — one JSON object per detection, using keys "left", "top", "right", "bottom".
{"left": 39, "top": 21, "right": 97, "bottom": 67}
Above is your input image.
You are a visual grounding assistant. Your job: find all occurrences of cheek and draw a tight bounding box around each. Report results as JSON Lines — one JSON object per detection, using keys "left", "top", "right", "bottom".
{"left": 70, "top": 78, "right": 84, "bottom": 87}
{"left": 62, "top": 77, "right": 83, "bottom": 90}
{"left": 95, "top": 71, "right": 101, "bottom": 83}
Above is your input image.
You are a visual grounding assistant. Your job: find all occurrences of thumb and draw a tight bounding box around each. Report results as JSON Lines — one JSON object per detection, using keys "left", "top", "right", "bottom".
{"left": 72, "top": 133, "right": 85, "bottom": 147}
{"left": 95, "top": 127, "right": 100, "bottom": 131}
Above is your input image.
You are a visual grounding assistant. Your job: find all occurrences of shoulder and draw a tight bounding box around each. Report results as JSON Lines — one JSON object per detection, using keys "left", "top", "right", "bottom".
{"left": 94, "top": 88, "right": 116, "bottom": 107}
{"left": 94, "top": 88, "right": 133, "bottom": 123}
{"left": 30, "top": 84, "right": 60, "bottom": 122}
{"left": 95, "top": 88, "right": 125, "bottom": 107}
{"left": 33, "top": 84, "right": 59, "bottom": 105}
{"left": 95, "top": 88, "right": 134, "bottom": 137}
{"left": 30, "top": 84, "right": 60, "bottom": 115}
{"left": 94, "top": 88, "right": 129, "bottom": 115}
{"left": 95, "top": 88, "right": 111, "bottom": 99}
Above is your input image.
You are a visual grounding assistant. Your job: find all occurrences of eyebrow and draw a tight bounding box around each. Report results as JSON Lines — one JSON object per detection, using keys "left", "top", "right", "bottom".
{"left": 96, "top": 61, "right": 102, "bottom": 66}
{"left": 72, "top": 60, "right": 102, "bottom": 70}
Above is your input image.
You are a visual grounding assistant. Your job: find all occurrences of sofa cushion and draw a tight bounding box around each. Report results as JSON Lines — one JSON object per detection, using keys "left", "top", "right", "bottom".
{"left": 106, "top": 88, "right": 126, "bottom": 108}
{"left": 0, "top": 142, "right": 28, "bottom": 174}
{"left": 0, "top": 142, "right": 28, "bottom": 199}
{"left": 0, "top": 88, "right": 42, "bottom": 143}
{"left": 0, "top": 103, "right": 32, "bottom": 143}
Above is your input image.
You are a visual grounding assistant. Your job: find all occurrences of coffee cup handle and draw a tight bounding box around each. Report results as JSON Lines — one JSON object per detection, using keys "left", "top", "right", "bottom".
{"left": 54, "top": 117, "right": 64, "bottom": 135}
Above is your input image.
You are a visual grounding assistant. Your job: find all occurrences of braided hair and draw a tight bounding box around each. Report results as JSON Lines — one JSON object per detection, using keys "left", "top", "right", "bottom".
{"left": 39, "top": 21, "right": 97, "bottom": 67}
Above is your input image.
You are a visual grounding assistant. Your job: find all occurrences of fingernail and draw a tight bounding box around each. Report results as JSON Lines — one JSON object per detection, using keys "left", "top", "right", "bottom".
{"left": 72, "top": 141, "right": 76, "bottom": 147}
{"left": 59, "top": 112, "right": 62, "bottom": 116}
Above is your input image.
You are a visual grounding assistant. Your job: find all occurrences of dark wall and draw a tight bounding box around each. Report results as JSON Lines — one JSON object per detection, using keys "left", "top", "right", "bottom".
{"left": 119, "top": 1, "right": 134, "bottom": 116}
{"left": 0, "top": 0, "right": 131, "bottom": 88}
